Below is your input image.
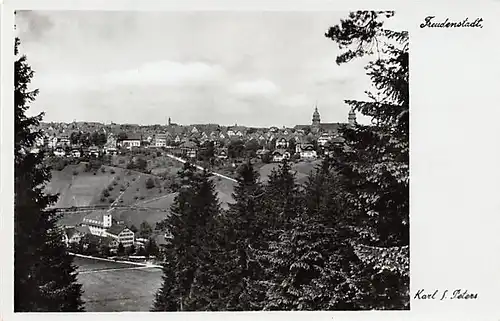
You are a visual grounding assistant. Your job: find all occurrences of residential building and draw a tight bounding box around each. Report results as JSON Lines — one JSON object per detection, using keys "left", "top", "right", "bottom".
{"left": 71, "top": 149, "right": 81, "bottom": 158}
{"left": 272, "top": 149, "right": 290, "bottom": 162}
{"left": 298, "top": 144, "right": 317, "bottom": 159}
{"left": 154, "top": 133, "right": 167, "bottom": 148}
{"left": 62, "top": 225, "right": 90, "bottom": 246}
{"left": 276, "top": 137, "right": 288, "bottom": 149}
{"left": 58, "top": 135, "right": 71, "bottom": 146}
{"left": 106, "top": 225, "right": 135, "bottom": 247}
{"left": 118, "top": 133, "right": 142, "bottom": 149}
{"left": 180, "top": 141, "right": 197, "bottom": 158}
{"left": 53, "top": 147, "right": 66, "bottom": 157}
{"left": 318, "top": 133, "right": 333, "bottom": 147}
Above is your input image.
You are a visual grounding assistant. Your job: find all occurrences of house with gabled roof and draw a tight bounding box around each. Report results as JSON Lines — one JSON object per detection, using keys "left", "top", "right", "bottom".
{"left": 62, "top": 225, "right": 90, "bottom": 246}
{"left": 272, "top": 149, "right": 290, "bottom": 162}
{"left": 106, "top": 224, "right": 135, "bottom": 247}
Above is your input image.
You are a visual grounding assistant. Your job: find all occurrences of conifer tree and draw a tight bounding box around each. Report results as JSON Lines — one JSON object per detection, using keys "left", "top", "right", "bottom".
{"left": 264, "top": 159, "right": 304, "bottom": 230}
{"left": 14, "top": 37, "right": 84, "bottom": 312}
{"left": 222, "top": 161, "right": 267, "bottom": 310}
{"left": 152, "top": 164, "right": 222, "bottom": 311}
{"left": 324, "top": 11, "right": 409, "bottom": 308}
{"left": 325, "top": 10, "right": 409, "bottom": 247}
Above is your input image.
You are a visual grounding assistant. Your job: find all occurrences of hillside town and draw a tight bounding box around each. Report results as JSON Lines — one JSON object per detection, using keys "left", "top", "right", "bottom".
{"left": 42, "top": 106, "right": 358, "bottom": 261}
{"left": 34, "top": 106, "right": 356, "bottom": 164}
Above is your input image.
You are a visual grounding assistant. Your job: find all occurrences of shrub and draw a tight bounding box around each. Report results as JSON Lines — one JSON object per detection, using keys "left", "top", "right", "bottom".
{"left": 119, "top": 199, "right": 124, "bottom": 203}
{"left": 136, "top": 188, "right": 140, "bottom": 191}
{"left": 134, "top": 196, "right": 139, "bottom": 200}
{"left": 120, "top": 186, "right": 126, "bottom": 191}
{"left": 116, "top": 176, "right": 120, "bottom": 181}
{"left": 113, "top": 181, "right": 118, "bottom": 186}
{"left": 103, "top": 189, "right": 110, "bottom": 197}
{"left": 72, "top": 170, "right": 79, "bottom": 175}
{"left": 93, "top": 172, "right": 97, "bottom": 175}
{"left": 109, "top": 198, "right": 115, "bottom": 203}
{"left": 100, "top": 196, "right": 106, "bottom": 202}
{"left": 110, "top": 169, "right": 116, "bottom": 174}
{"left": 139, "top": 196, "right": 145, "bottom": 200}
{"left": 145, "top": 177, "right": 155, "bottom": 189}
{"left": 132, "top": 177, "right": 136, "bottom": 181}
{"left": 108, "top": 186, "right": 114, "bottom": 191}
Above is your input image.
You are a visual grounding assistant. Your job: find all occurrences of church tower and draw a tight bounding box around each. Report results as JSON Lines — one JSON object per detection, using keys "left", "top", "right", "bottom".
{"left": 312, "top": 105, "right": 321, "bottom": 133}
{"left": 168, "top": 117, "right": 171, "bottom": 126}
{"left": 348, "top": 108, "right": 356, "bottom": 126}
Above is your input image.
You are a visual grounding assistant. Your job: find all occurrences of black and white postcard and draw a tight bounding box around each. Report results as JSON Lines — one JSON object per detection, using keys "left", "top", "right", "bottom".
{"left": 1, "top": 1, "right": 499, "bottom": 321}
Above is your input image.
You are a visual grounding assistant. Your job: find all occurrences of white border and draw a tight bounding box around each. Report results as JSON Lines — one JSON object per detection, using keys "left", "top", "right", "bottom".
{"left": 2, "top": 1, "right": 500, "bottom": 321}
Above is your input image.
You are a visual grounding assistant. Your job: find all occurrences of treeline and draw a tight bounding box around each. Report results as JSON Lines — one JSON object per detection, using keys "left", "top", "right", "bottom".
{"left": 70, "top": 131, "right": 107, "bottom": 147}
{"left": 152, "top": 159, "right": 408, "bottom": 311}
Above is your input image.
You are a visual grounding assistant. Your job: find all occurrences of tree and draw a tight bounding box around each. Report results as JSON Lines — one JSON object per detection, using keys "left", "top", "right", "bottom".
{"left": 222, "top": 161, "right": 267, "bottom": 310}
{"left": 139, "top": 221, "right": 153, "bottom": 239}
{"left": 117, "top": 242, "right": 125, "bottom": 256}
{"left": 128, "top": 244, "right": 136, "bottom": 256}
{"left": 70, "top": 131, "right": 81, "bottom": 145}
{"left": 117, "top": 132, "right": 128, "bottom": 141}
{"left": 227, "top": 140, "right": 245, "bottom": 159}
{"left": 137, "top": 246, "right": 147, "bottom": 257}
{"left": 264, "top": 159, "right": 304, "bottom": 230}
{"left": 145, "top": 237, "right": 159, "bottom": 257}
{"left": 145, "top": 177, "right": 155, "bottom": 189}
{"left": 244, "top": 139, "right": 259, "bottom": 158}
{"left": 130, "top": 224, "right": 138, "bottom": 233}
{"left": 100, "top": 244, "right": 111, "bottom": 257}
{"left": 14, "top": 36, "right": 84, "bottom": 312}
{"left": 324, "top": 11, "right": 409, "bottom": 308}
{"left": 152, "top": 163, "right": 222, "bottom": 311}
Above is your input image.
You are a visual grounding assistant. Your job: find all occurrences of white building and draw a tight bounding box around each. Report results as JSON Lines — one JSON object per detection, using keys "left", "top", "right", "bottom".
{"left": 82, "top": 211, "right": 113, "bottom": 237}
{"left": 154, "top": 133, "right": 167, "bottom": 148}
{"left": 53, "top": 147, "right": 66, "bottom": 157}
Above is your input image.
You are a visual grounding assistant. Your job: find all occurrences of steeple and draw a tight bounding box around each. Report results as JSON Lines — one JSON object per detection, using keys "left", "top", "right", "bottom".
{"left": 348, "top": 108, "right": 356, "bottom": 126}
{"left": 312, "top": 105, "right": 320, "bottom": 124}
{"left": 168, "top": 117, "right": 171, "bottom": 126}
{"left": 312, "top": 103, "right": 321, "bottom": 133}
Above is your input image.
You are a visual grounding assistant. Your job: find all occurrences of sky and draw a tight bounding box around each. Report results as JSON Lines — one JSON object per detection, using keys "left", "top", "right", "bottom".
{"left": 15, "top": 11, "right": 402, "bottom": 127}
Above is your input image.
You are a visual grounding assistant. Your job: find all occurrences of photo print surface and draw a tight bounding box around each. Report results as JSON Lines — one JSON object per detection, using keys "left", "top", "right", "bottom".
{"left": 13, "top": 10, "right": 409, "bottom": 312}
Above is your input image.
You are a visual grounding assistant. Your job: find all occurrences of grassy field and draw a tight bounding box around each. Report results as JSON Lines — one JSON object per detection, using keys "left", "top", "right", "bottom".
{"left": 74, "top": 256, "right": 162, "bottom": 312}
{"left": 46, "top": 165, "right": 119, "bottom": 208}
{"left": 111, "top": 207, "right": 170, "bottom": 228}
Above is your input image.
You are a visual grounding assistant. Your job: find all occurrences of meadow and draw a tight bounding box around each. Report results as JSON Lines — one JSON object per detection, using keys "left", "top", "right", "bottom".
{"left": 74, "top": 256, "right": 162, "bottom": 312}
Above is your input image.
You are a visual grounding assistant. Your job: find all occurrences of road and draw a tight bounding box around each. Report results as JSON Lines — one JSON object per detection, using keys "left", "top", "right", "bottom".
{"left": 165, "top": 153, "right": 237, "bottom": 183}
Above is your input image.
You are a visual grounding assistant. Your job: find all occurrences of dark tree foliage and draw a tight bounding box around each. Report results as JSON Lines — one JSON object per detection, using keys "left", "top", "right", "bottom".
{"left": 139, "top": 221, "right": 153, "bottom": 238}
{"left": 325, "top": 10, "right": 409, "bottom": 308}
{"left": 325, "top": 10, "right": 409, "bottom": 247}
{"left": 117, "top": 242, "right": 125, "bottom": 256}
{"left": 264, "top": 218, "right": 373, "bottom": 311}
{"left": 152, "top": 163, "right": 221, "bottom": 311}
{"left": 145, "top": 237, "right": 159, "bottom": 257}
{"left": 220, "top": 161, "right": 268, "bottom": 310}
{"left": 264, "top": 159, "right": 304, "bottom": 231}
{"left": 14, "top": 37, "right": 84, "bottom": 312}
{"left": 228, "top": 140, "right": 245, "bottom": 159}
